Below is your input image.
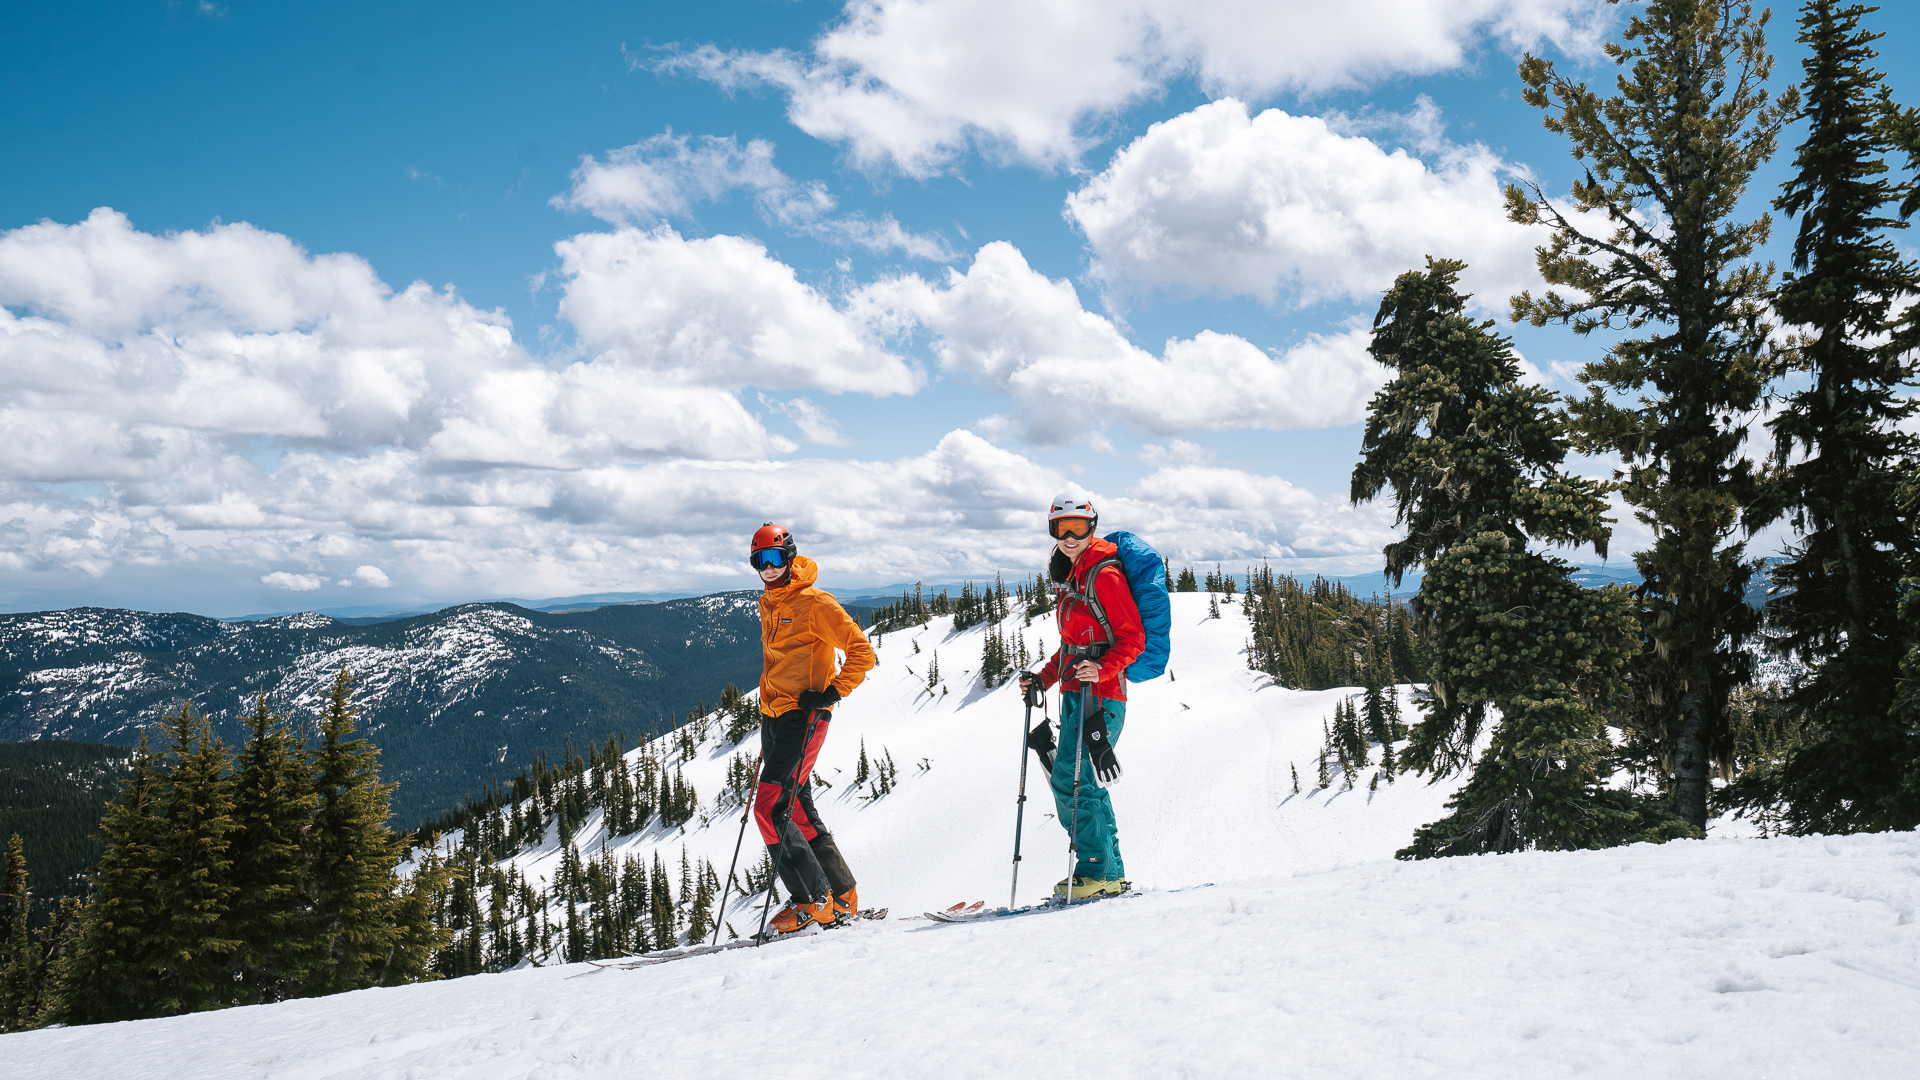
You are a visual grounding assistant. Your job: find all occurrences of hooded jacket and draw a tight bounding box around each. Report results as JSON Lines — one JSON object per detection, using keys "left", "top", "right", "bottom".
{"left": 758, "top": 555, "right": 876, "bottom": 717}
{"left": 1037, "top": 537, "right": 1146, "bottom": 702}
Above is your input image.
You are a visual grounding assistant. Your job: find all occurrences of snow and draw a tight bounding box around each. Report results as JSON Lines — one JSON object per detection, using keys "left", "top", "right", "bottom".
{"left": 9, "top": 834, "right": 1916, "bottom": 1078}
{"left": 7, "top": 593, "right": 1917, "bottom": 1077}
{"left": 493, "top": 593, "right": 1464, "bottom": 915}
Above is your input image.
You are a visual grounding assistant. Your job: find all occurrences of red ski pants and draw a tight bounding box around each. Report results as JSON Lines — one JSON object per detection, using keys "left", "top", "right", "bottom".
{"left": 754, "top": 709, "right": 831, "bottom": 844}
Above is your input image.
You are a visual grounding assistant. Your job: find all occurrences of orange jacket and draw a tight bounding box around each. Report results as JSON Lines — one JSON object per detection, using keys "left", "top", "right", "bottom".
{"left": 758, "top": 555, "right": 875, "bottom": 717}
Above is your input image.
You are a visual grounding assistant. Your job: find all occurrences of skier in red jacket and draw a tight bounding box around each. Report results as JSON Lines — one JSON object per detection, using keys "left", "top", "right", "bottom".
{"left": 1019, "top": 493, "right": 1144, "bottom": 900}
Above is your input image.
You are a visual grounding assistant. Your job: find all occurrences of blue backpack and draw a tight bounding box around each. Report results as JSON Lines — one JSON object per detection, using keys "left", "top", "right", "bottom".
{"left": 1056, "top": 531, "right": 1172, "bottom": 682}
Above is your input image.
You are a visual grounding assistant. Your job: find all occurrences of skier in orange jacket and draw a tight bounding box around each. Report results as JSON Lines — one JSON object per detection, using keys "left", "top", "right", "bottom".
{"left": 750, "top": 522, "right": 875, "bottom": 934}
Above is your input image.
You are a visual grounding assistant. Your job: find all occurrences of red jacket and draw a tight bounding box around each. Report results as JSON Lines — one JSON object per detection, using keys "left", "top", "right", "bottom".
{"left": 1037, "top": 537, "right": 1145, "bottom": 702}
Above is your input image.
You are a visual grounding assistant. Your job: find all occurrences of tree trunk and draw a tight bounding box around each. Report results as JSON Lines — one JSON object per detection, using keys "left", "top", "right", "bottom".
{"left": 1674, "top": 682, "right": 1711, "bottom": 827}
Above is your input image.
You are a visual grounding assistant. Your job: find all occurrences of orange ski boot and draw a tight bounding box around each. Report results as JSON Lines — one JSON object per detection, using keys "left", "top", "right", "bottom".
{"left": 770, "top": 898, "right": 834, "bottom": 935}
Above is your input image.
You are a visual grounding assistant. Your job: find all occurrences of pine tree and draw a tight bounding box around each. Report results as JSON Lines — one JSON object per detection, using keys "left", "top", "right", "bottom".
{"left": 1724, "top": 0, "right": 1920, "bottom": 834}
{"left": 150, "top": 702, "right": 240, "bottom": 1014}
{"left": 686, "top": 860, "right": 715, "bottom": 945}
{"left": 226, "top": 694, "right": 317, "bottom": 1003}
{"left": 1363, "top": 661, "right": 1390, "bottom": 749}
{"left": 650, "top": 853, "right": 676, "bottom": 948}
{"left": 1290, "top": 763, "right": 1300, "bottom": 795}
{"left": 1355, "top": 259, "right": 1692, "bottom": 856}
{"left": 1316, "top": 746, "right": 1331, "bottom": 790}
{"left": 1338, "top": 702, "right": 1361, "bottom": 787}
{"left": 303, "top": 667, "right": 408, "bottom": 995}
{"left": 386, "top": 841, "right": 451, "bottom": 982}
{"left": 620, "top": 856, "right": 651, "bottom": 954}
{"left": 46, "top": 734, "right": 170, "bottom": 1024}
{"left": 1507, "top": 0, "right": 1798, "bottom": 828}
{"left": 1175, "top": 567, "right": 1198, "bottom": 592}
{"left": 1, "top": 834, "right": 33, "bottom": 1031}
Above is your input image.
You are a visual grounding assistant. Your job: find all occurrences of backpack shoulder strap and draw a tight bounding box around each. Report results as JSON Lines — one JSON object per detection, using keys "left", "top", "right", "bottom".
{"left": 1056, "top": 555, "right": 1122, "bottom": 645}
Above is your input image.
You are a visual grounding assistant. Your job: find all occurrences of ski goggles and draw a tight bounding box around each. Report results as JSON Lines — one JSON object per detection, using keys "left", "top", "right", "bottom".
{"left": 1049, "top": 517, "right": 1095, "bottom": 540}
{"left": 749, "top": 548, "right": 789, "bottom": 571}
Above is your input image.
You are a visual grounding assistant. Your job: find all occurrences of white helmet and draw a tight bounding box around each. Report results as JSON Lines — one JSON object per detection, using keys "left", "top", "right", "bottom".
{"left": 1048, "top": 492, "right": 1098, "bottom": 529}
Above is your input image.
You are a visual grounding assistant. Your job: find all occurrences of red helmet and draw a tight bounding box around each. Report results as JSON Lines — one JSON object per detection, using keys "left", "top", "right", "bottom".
{"left": 750, "top": 522, "right": 797, "bottom": 570}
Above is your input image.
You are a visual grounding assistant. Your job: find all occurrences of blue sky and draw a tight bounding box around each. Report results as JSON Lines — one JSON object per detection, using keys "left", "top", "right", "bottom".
{"left": 2, "top": 1, "right": 1916, "bottom": 617}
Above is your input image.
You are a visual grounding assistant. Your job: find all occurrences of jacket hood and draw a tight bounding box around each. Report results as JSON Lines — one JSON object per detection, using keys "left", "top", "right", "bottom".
{"left": 763, "top": 554, "right": 819, "bottom": 595}
{"left": 1050, "top": 537, "right": 1116, "bottom": 585}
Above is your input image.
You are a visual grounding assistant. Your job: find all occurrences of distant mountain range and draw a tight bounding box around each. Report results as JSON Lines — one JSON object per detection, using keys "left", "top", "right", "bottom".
{"left": 223, "top": 590, "right": 698, "bottom": 624}
{"left": 0, "top": 596, "right": 815, "bottom": 823}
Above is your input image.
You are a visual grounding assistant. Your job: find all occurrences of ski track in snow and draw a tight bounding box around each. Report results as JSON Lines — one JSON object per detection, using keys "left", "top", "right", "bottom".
{"left": 7, "top": 593, "right": 1917, "bottom": 1077}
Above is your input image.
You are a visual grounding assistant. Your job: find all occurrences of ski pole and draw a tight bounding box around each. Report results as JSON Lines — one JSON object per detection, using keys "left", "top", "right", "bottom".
{"left": 1065, "top": 677, "right": 1085, "bottom": 908}
{"left": 710, "top": 751, "right": 762, "bottom": 946}
{"left": 755, "top": 709, "right": 824, "bottom": 943}
{"left": 1011, "top": 679, "right": 1042, "bottom": 909}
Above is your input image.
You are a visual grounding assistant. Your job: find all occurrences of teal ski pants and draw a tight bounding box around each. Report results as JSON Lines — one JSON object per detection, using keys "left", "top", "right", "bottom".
{"left": 1050, "top": 690, "right": 1125, "bottom": 880}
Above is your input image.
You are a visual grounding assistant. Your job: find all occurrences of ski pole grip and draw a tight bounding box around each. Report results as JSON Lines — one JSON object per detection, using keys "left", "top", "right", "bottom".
{"left": 1021, "top": 677, "right": 1044, "bottom": 708}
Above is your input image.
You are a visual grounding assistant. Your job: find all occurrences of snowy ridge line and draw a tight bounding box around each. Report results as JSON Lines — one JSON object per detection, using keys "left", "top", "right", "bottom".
{"left": 1, "top": 594, "right": 765, "bottom": 820}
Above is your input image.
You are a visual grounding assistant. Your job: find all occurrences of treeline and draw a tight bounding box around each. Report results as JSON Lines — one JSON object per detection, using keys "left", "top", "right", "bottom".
{"left": 1300, "top": 684, "right": 1409, "bottom": 794}
{"left": 1354, "top": 2, "right": 1920, "bottom": 856}
{"left": 1241, "top": 569, "right": 1426, "bottom": 691}
{"left": 1, "top": 669, "right": 443, "bottom": 1031}
{"left": 0, "top": 742, "right": 133, "bottom": 921}
{"left": 416, "top": 684, "right": 907, "bottom": 975}
{"left": 871, "top": 563, "right": 1427, "bottom": 697}
{"left": 869, "top": 575, "right": 1029, "bottom": 634}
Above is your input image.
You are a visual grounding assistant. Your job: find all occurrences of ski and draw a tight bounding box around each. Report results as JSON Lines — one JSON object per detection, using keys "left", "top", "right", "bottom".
{"left": 924, "top": 889, "right": 1137, "bottom": 923}
{"left": 585, "top": 908, "right": 889, "bottom": 969}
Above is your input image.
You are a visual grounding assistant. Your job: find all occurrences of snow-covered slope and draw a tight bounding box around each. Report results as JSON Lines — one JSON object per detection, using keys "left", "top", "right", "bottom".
{"left": 8, "top": 833, "right": 1916, "bottom": 1078}
{"left": 501, "top": 591, "right": 1463, "bottom": 920}
{"left": 10, "top": 593, "right": 1915, "bottom": 1077}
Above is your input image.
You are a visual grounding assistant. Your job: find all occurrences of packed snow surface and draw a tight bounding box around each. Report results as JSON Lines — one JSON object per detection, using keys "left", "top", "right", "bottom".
{"left": 7, "top": 834, "right": 1917, "bottom": 1078}
{"left": 7, "top": 593, "right": 1916, "bottom": 1076}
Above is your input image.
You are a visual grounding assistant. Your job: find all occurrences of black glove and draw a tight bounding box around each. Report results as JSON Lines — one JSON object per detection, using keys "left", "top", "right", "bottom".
{"left": 1082, "top": 708, "right": 1122, "bottom": 784}
{"left": 1018, "top": 672, "right": 1044, "bottom": 707}
{"left": 796, "top": 686, "right": 840, "bottom": 714}
{"left": 1026, "top": 721, "right": 1056, "bottom": 772}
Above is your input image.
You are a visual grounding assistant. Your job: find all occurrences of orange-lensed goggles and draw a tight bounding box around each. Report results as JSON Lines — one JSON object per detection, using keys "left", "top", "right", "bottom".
{"left": 1049, "top": 517, "right": 1095, "bottom": 540}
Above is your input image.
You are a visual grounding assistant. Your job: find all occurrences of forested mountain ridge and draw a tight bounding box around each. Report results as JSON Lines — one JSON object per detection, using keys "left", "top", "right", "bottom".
{"left": 0, "top": 595, "right": 776, "bottom": 822}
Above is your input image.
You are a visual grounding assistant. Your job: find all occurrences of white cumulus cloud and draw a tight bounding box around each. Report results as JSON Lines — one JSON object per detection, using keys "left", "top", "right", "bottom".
{"left": 853, "top": 242, "right": 1387, "bottom": 443}
{"left": 554, "top": 131, "right": 952, "bottom": 260}
{"left": 1066, "top": 98, "right": 1543, "bottom": 307}
{"left": 555, "top": 227, "right": 923, "bottom": 397}
{"left": 0, "top": 211, "right": 1407, "bottom": 613}
{"left": 662, "top": 0, "right": 1609, "bottom": 175}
